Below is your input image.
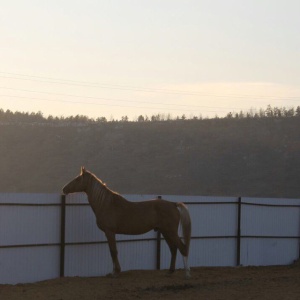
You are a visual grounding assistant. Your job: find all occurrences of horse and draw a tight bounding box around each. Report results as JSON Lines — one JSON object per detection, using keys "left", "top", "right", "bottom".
{"left": 62, "top": 167, "right": 192, "bottom": 278}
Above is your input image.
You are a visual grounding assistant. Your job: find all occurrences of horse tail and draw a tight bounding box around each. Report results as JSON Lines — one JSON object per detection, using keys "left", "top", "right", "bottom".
{"left": 177, "top": 202, "right": 191, "bottom": 256}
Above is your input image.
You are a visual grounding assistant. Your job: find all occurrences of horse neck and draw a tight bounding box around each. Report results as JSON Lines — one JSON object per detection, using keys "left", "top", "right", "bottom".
{"left": 85, "top": 174, "right": 108, "bottom": 210}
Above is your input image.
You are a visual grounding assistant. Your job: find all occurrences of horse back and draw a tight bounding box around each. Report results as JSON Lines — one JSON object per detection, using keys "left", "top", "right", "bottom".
{"left": 112, "top": 198, "right": 180, "bottom": 235}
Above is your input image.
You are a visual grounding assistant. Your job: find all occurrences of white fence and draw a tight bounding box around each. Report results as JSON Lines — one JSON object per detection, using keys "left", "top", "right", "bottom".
{"left": 0, "top": 193, "right": 300, "bottom": 284}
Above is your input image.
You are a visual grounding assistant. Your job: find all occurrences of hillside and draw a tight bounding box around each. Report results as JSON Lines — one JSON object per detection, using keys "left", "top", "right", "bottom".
{"left": 1, "top": 117, "right": 300, "bottom": 198}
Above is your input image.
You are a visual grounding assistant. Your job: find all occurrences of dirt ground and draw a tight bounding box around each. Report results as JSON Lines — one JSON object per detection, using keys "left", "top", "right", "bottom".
{"left": 1, "top": 265, "right": 300, "bottom": 300}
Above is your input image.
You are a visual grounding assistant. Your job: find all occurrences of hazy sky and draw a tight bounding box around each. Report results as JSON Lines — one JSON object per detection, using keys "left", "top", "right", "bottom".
{"left": 1, "top": 0, "right": 299, "bottom": 120}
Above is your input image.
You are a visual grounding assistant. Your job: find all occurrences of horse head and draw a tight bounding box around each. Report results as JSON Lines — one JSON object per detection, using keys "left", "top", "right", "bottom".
{"left": 62, "top": 166, "right": 89, "bottom": 195}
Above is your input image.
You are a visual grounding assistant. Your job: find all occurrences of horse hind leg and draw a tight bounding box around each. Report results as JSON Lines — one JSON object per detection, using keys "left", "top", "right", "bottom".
{"left": 169, "top": 234, "right": 191, "bottom": 279}
{"left": 182, "top": 256, "right": 191, "bottom": 279}
{"left": 163, "top": 235, "right": 178, "bottom": 274}
{"left": 163, "top": 233, "right": 190, "bottom": 279}
{"left": 177, "top": 236, "right": 191, "bottom": 279}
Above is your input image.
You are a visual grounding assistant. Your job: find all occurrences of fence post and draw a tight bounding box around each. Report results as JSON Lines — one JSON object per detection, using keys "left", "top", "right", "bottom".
{"left": 236, "top": 196, "right": 242, "bottom": 266}
{"left": 299, "top": 206, "right": 300, "bottom": 261}
{"left": 156, "top": 196, "right": 162, "bottom": 270}
{"left": 156, "top": 231, "right": 161, "bottom": 270}
{"left": 60, "top": 194, "right": 66, "bottom": 277}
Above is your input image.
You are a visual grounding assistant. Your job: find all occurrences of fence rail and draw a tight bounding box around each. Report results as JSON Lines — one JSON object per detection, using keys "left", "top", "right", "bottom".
{"left": 1, "top": 193, "right": 300, "bottom": 284}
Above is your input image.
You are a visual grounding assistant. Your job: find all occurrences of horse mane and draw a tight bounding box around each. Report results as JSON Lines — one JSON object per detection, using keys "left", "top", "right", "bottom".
{"left": 85, "top": 170, "right": 125, "bottom": 202}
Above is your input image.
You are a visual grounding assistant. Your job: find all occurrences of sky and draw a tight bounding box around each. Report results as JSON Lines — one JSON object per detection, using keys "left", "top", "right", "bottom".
{"left": 1, "top": 0, "right": 300, "bottom": 120}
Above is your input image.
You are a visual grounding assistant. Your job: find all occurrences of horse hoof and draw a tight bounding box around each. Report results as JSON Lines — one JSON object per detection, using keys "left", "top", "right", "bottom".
{"left": 185, "top": 272, "right": 191, "bottom": 280}
{"left": 106, "top": 272, "right": 119, "bottom": 278}
{"left": 166, "top": 270, "right": 175, "bottom": 277}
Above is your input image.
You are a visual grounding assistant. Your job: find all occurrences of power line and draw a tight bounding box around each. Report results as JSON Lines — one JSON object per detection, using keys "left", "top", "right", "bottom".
{"left": 3, "top": 93, "right": 299, "bottom": 116}
{"left": 0, "top": 94, "right": 232, "bottom": 113}
{"left": 0, "top": 87, "right": 243, "bottom": 110}
{"left": 1, "top": 71, "right": 300, "bottom": 100}
{"left": 0, "top": 86, "right": 299, "bottom": 114}
{"left": 0, "top": 73, "right": 208, "bottom": 96}
{"left": 1, "top": 71, "right": 300, "bottom": 119}
{"left": 1, "top": 90, "right": 299, "bottom": 117}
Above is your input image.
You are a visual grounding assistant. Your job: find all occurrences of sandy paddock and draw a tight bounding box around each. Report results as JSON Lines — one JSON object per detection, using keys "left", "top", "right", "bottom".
{"left": 1, "top": 265, "right": 300, "bottom": 300}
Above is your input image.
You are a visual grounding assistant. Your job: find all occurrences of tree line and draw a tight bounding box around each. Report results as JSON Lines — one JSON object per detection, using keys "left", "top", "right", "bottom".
{"left": 225, "top": 105, "right": 300, "bottom": 119}
{"left": 0, "top": 105, "right": 300, "bottom": 125}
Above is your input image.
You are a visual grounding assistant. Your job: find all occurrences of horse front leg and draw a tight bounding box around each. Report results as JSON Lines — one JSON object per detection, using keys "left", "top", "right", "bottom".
{"left": 105, "top": 230, "right": 121, "bottom": 276}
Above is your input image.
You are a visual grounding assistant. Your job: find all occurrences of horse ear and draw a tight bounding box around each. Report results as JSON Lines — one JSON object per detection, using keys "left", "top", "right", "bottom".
{"left": 81, "top": 166, "right": 86, "bottom": 174}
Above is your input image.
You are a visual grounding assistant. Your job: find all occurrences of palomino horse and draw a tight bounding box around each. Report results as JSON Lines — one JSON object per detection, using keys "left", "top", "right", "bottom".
{"left": 62, "top": 167, "right": 192, "bottom": 278}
